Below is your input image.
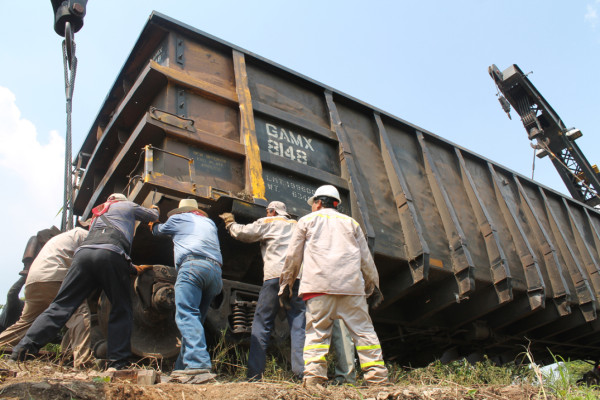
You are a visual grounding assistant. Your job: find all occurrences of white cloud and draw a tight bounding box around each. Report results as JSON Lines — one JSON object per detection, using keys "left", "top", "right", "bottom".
{"left": 0, "top": 87, "right": 65, "bottom": 200}
{"left": 585, "top": 3, "right": 599, "bottom": 28}
{"left": 0, "top": 87, "right": 64, "bottom": 301}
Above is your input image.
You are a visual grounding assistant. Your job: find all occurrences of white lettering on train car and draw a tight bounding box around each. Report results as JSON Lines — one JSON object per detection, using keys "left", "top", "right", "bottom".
{"left": 266, "top": 123, "right": 315, "bottom": 165}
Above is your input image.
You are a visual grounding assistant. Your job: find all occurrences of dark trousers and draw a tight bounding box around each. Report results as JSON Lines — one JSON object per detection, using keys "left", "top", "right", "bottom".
{"left": 247, "top": 278, "right": 305, "bottom": 379}
{"left": 15, "top": 248, "right": 133, "bottom": 361}
{"left": 0, "top": 275, "right": 25, "bottom": 333}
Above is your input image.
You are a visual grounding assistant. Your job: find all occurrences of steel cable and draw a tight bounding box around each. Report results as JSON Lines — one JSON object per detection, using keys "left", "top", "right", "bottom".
{"left": 61, "top": 31, "right": 78, "bottom": 231}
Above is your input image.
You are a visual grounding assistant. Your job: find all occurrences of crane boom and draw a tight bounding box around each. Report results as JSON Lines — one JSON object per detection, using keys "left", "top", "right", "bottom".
{"left": 489, "top": 64, "right": 600, "bottom": 206}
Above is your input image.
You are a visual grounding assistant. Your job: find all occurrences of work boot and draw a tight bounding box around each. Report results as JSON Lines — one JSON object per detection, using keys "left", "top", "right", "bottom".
{"left": 366, "top": 378, "right": 393, "bottom": 387}
{"left": 10, "top": 346, "right": 37, "bottom": 362}
{"left": 169, "top": 369, "right": 216, "bottom": 384}
{"left": 105, "top": 359, "right": 131, "bottom": 371}
{"left": 303, "top": 376, "right": 327, "bottom": 388}
{"left": 171, "top": 368, "right": 210, "bottom": 376}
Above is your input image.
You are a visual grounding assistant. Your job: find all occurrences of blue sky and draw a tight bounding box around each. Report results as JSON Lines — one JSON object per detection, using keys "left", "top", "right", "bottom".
{"left": 0, "top": 1, "right": 599, "bottom": 301}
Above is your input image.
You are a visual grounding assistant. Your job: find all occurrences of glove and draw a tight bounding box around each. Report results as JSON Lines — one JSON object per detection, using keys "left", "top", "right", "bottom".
{"left": 219, "top": 213, "right": 236, "bottom": 228}
{"left": 133, "top": 264, "right": 153, "bottom": 276}
{"left": 367, "top": 286, "right": 384, "bottom": 310}
{"left": 148, "top": 221, "right": 156, "bottom": 231}
{"left": 278, "top": 284, "right": 292, "bottom": 311}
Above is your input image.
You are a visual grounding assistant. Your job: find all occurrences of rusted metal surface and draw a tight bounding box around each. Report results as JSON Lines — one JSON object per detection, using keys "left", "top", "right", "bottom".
{"left": 73, "top": 12, "right": 600, "bottom": 365}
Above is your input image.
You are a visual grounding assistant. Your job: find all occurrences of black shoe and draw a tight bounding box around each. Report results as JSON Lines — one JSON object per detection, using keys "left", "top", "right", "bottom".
{"left": 10, "top": 346, "right": 37, "bottom": 361}
{"left": 106, "top": 359, "right": 131, "bottom": 370}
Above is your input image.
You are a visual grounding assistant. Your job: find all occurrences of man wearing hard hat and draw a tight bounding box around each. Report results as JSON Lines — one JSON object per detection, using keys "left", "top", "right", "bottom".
{"left": 152, "top": 198, "right": 222, "bottom": 382}
{"left": 279, "top": 185, "right": 388, "bottom": 386}
{"left": 220, "top": 201, "right": 305, "bottom": 381}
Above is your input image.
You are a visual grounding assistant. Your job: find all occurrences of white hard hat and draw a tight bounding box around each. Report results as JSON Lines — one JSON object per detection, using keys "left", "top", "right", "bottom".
{"left": 267, "top": 201, "right": 289, "bottom": 216}
{"left": 307, "top": 185, "right": 341, "bottom": 205}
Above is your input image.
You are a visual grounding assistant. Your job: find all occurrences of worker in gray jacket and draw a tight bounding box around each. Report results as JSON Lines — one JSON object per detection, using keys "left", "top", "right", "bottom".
{"left": 220, "top": 201, "right": 305, "bottom": 380}
{"left": 12, "top": 193, "right": 158, "bottom": 370}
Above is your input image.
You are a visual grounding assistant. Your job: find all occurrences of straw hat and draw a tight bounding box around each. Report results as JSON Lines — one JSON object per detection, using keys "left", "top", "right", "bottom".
{"left": 168, "top": 198, "right": 206, "bottom": 217}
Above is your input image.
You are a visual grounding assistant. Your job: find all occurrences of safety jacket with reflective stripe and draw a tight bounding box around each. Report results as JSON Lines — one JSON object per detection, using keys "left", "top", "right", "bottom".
{"left": 280, "top": 208, "right": 379, "bottom": 296}
{"left": 228, "top": 216, "right": 297, "bottom": 281}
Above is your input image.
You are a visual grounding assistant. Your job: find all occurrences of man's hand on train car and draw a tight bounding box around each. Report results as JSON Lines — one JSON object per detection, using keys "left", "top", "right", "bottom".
{"left": 147, "top": 205, "right": 160, "bottom": 231}
{"left": 367, "top": 286, "right": 384, "bottom": 310}
{"left": 278, "top": 284, "right": 292, "bottom": 311}
{"left": 132, "top": 264, "right": 154, "bottom": 276}
{"left": 219, "top": 213, "right": 235, "bottom": 229}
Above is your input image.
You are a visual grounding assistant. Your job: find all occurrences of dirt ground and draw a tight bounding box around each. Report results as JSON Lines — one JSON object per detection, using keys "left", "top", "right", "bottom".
{"left": 0, "top": 359, "right": 546, "bottom": 400}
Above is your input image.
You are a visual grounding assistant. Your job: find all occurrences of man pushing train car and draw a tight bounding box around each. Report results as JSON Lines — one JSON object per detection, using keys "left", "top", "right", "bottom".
{"left": 152, "top": 198, "right": 222, "bottom": 382}
{"left": 279, "top": 185, "right": 388, "bottom": 386}
{"left": 0, "top": 223, "right": 93, "bottom": 368}
{"left": 11, "top": 193, "right": 158, "bottom": 370}
{"left": 220, "top": 201, "right": 305, "bottom": 381}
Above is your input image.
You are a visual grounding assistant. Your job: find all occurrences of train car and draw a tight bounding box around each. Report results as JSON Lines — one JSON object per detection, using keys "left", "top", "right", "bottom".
{"left": 73, "top": 12, "right": 600, "bottom": 365}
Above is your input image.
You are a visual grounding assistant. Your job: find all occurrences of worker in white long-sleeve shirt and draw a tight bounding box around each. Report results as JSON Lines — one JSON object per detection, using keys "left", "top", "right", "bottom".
{"left": 279, "top": 185, "right": 388, "bottom": 386}
{"left": 221, "top": 201, "right": 305, "bottom": 381}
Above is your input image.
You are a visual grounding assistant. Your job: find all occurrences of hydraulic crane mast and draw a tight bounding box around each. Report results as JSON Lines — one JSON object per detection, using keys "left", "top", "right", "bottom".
{"left": 489, "top": 64, "right": 600, "bottom": 207}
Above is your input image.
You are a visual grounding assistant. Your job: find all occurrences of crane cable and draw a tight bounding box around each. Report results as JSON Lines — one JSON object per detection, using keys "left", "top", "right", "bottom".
{"left": 61, "top": 22, "right": 78, "bottom": 231}
{"left": 531, "top": 145, "right": 536, "bottom": 180}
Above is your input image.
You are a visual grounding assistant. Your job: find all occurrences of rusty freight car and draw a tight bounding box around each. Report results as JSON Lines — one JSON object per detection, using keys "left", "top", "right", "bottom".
{"left": 73, "top": 12, "right": 600, "bottom": 365}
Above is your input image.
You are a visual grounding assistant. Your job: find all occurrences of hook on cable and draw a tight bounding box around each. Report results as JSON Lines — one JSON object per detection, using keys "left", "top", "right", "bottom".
{"left": 65, "top": 21, "right": 74, "bottom": 70}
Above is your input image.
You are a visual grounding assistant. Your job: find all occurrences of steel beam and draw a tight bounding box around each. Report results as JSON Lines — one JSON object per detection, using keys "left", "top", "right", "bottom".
{"left": 539, "top": 188, "right": 596, "bottom": 322}
{"left": 325, "top": 91, "right": 376, "bottom": 249}
{"left": 233, "top": 50, "right": 267, "bottom": 204}
{"left": 488, "top": 164, "right": 545, "bottom": 311}
{"left": 374, "top": 114, "right": 429, "bottom": 291}
{"left": 416, "top": 131, "right": 475, "bottom": 298}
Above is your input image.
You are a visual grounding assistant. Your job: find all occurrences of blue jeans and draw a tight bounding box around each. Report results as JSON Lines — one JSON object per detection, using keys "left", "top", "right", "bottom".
{"left": 247, "top": 278, "right": 305, "bottom": 379}
{"left": 174, "top": 256, "right": 222, "bottom": 370}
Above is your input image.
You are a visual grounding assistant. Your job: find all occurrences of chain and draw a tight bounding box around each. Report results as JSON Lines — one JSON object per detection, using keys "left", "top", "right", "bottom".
{"left": 61, "top": 25, "right": 78, "bottom": 231}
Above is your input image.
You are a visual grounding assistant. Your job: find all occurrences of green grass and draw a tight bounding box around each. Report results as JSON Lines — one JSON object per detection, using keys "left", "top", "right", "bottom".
{"left": 211, "top": 330, "right": 249, "bottom": 380}
{"left": 214, "top": 337, "right": 600, "bottom": 399}
{"left": 9, "top": 329, "right": 600, "bottom": 400}
{"left": 390, "top": 357, "right": 529, "bottom": 387}
{"left": 386, "top": 348, "right": 600, "bottom": 400}
{"left": 537, "top": 352, "right": 600, "bottom": 400}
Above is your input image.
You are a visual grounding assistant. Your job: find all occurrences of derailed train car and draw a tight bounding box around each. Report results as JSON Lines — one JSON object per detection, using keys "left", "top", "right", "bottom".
{"left": 73, "top": 12, "right": 600, "bottom": 365}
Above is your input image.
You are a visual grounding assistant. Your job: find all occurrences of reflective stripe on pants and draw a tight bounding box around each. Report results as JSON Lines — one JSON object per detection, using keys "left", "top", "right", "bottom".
{"left": 303, "top": 294, "right": 388, "bottom": 384}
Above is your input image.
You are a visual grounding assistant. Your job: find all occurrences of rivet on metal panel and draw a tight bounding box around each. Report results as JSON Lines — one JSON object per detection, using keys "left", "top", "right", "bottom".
{"left": 177, "top": 89, "right": 187, "bottom": 118}
{"left": 176, "top": 37, "right": 184, "bottom": 66}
